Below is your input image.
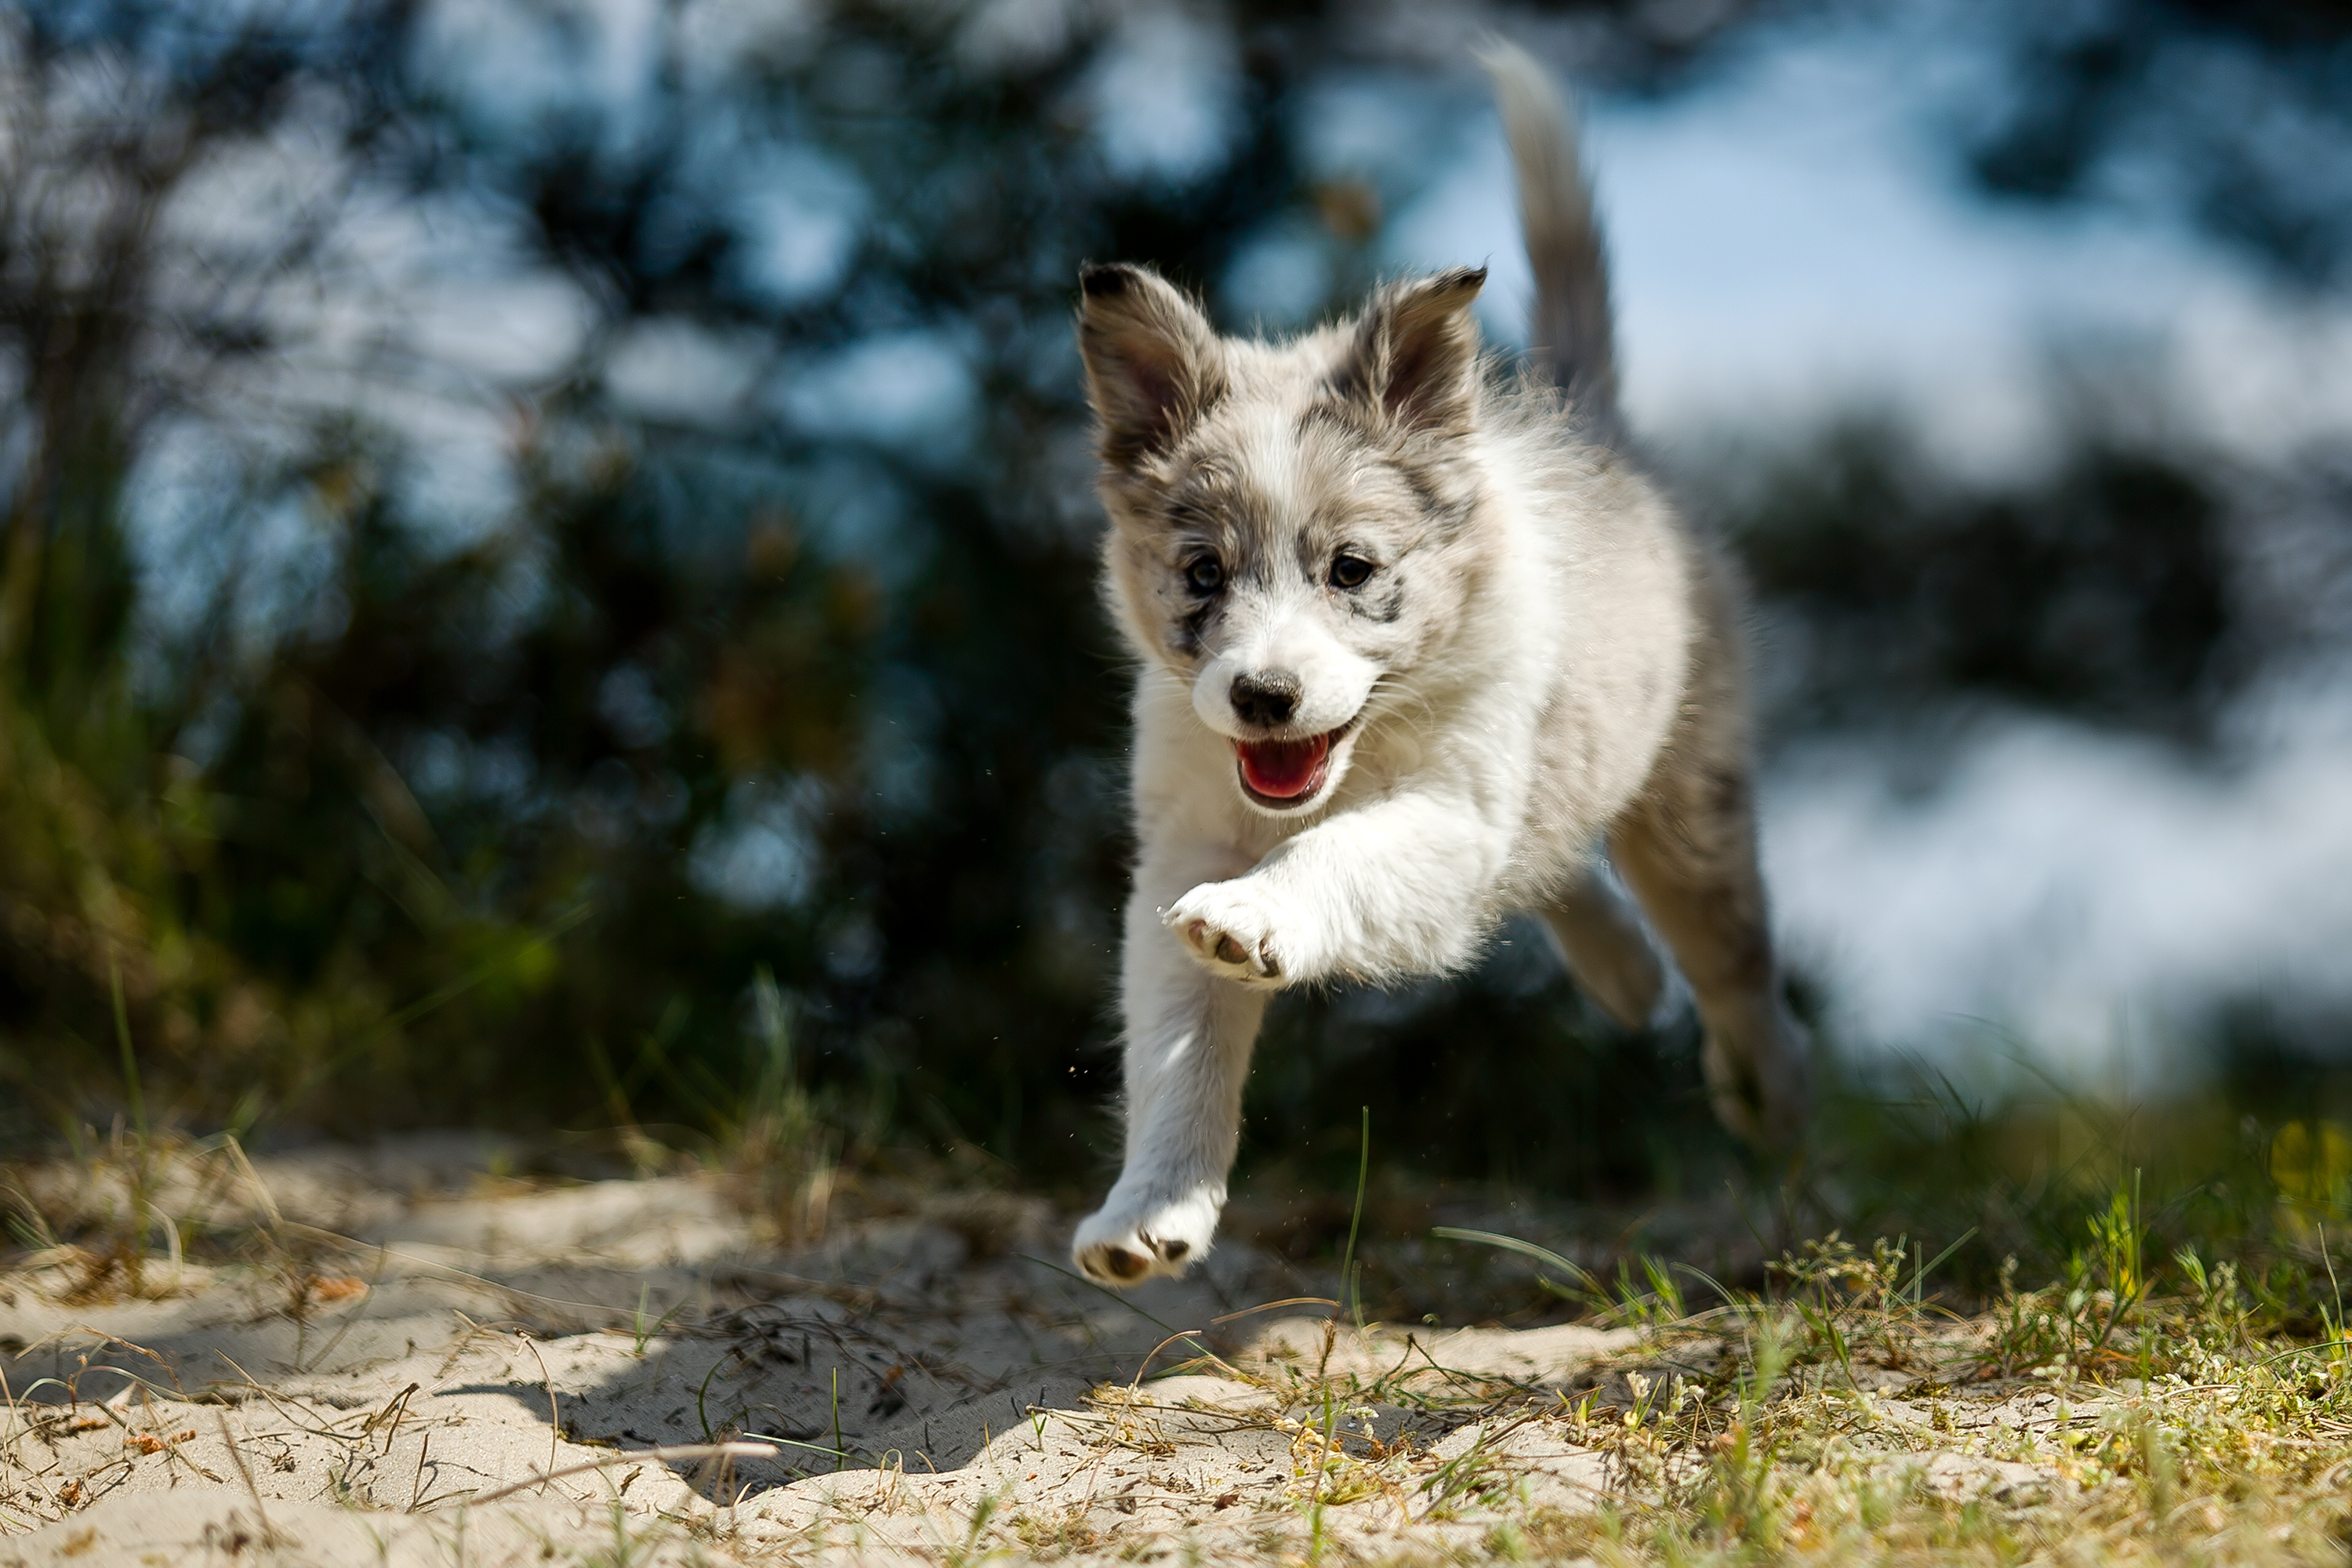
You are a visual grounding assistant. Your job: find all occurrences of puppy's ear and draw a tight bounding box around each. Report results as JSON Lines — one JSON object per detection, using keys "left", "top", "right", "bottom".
{"left": 1339, "top": 267, "right": 1487, "bottom": 434}
{"left": 1076, "top": 263, "right": 1224, "bottom": 467}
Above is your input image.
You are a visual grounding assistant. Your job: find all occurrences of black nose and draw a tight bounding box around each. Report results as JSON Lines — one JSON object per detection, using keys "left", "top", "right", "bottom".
{"left": 1229, "top": 671, "right": 1301, "bottom": 728}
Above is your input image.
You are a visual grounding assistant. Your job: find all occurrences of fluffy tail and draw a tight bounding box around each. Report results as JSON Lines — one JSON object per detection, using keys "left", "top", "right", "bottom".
{"left": 1480, "top": 41, "right": 1619, "bottom": 438}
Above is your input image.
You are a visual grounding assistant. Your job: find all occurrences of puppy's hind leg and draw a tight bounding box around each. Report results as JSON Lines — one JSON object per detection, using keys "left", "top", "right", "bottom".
{"left": 1611, "top": 765, "right": 1811, "bottom": 1149}
{"left": 1538, "top": 869, "right": 1664, "bottom": 1029}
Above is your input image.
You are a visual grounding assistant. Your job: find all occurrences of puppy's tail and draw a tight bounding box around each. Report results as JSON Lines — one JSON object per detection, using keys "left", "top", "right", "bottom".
{"left": 1480, "top": 40, "right": 1619, "bottom": 439}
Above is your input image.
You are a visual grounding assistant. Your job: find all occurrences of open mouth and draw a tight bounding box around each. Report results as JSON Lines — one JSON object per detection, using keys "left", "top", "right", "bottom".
{"left": 1235, "top": 726, "right": 1350, "bottom": 808}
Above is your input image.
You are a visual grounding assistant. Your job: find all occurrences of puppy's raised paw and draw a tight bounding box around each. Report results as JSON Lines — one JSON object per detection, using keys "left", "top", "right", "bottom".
{"left": 1163, "top": 881, "right": 1287, "bottom": 986}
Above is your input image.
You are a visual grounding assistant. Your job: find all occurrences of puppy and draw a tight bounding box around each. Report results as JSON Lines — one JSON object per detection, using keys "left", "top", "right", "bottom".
{"left": 1069, "top": 45, "right": 1809, "bottom": 1287}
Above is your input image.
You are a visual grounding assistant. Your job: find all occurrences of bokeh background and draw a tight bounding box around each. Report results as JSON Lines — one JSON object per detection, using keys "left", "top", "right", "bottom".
{"left": 5, "top": 0, "right": 2351, "bottom": 1255}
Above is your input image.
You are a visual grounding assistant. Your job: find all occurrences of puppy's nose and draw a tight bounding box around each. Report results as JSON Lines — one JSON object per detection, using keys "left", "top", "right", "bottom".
{"left": 1229, "top": 671, "right": 1301, "bottom": 728}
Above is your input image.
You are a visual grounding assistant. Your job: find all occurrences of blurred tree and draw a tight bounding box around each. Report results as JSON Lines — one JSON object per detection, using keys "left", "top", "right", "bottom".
{"left": 1722, "top": 420, "right": 2238, "bottom": 739}
{"left": 1967, "top": 0, "right": 2352, "bottom": 286}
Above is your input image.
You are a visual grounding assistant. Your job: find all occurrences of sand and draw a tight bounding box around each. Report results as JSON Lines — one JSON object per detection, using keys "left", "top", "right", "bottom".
{"left": 0, "top": 1136, "right": 1669, "bottom": 1566}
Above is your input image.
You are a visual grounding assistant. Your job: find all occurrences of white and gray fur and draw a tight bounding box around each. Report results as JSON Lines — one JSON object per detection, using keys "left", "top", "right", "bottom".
{"left": 1069, "top": 45, "right": 1809, "bottom": 1286}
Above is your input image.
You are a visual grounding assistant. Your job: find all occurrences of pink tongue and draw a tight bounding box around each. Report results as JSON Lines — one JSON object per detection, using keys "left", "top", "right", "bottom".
{"left": 1237, "top": 735, "right": 1330, "bottom": 798}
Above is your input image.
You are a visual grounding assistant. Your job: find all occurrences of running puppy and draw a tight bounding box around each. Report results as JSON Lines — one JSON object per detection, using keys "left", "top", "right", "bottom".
{"left": 1070, "top": 45, "right": 1809, "bottom": 1286}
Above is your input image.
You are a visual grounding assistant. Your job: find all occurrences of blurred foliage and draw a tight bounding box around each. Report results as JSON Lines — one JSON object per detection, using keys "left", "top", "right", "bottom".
{"left": 1805, "top": 1015, "right": 2352, "bottom": 1310}
{"left": 1715, "top": 419, "right": 2241, "bottom": 739}
{"left": 1242, "top": 926, "right": 1740, "bottom": 1205}
{"left": 1967, "top": 0, "right": 2352, "bottom": 285}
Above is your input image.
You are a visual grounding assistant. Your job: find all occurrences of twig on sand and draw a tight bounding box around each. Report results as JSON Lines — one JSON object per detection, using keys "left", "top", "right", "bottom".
{"left": 1210, "top": 1298, "right": 1338, "bottom": 1325}
{"left": 465, "top": 1442, "right": 780, "bottom": 1508}
{"left": 515, "top": 1331, "right": 560, "bottom": 1494}
{"left": 212, "top": 1407, "right": 293, "bottom": 1547}
{"left": 1127, "top": 1329, "right": 1209, "bottom": 1393}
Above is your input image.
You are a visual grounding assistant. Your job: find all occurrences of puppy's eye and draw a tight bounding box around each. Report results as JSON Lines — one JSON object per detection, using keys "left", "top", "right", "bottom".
{"left": 1329, "top": 554, "right": 1374, "bottom": 590}
{"left": 1185, "top": 557, "right": 1225, "bottom": 593}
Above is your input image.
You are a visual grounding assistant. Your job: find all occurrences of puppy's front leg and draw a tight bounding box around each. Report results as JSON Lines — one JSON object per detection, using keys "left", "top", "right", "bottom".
{"left": 1164, "top": 790, "right": 1507, "bottom": 987}
{"left": 1073, "top": 855, "right": 1269, "bottom": 1286}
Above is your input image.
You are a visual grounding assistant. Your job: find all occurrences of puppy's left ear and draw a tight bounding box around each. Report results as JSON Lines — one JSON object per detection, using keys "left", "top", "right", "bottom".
{"left": 1339, "top": 267, "right": 1487, "bottom": 435}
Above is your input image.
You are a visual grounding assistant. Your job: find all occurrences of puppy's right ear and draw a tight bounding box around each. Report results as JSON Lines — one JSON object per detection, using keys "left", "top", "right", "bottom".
{"left": 1076, "top": 263, "right": 1223, "bottom": 468}
{"left": 1337, "top": 267, "right": 1486, "bottom": 437}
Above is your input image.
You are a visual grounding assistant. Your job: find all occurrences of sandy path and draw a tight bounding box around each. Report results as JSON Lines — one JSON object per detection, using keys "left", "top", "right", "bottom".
{"left": 0, "top": 1138, "right": 1678, "bottom": 1566}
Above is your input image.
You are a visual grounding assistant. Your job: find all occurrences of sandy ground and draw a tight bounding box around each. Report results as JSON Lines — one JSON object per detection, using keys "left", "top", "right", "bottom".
{"left": 0, "top": 1138, "right": 2092, "bottom": 1566}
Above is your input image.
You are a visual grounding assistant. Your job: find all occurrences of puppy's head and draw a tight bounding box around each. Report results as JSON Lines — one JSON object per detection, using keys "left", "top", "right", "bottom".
{"left": 1079, "top": 262, "right": 1491, "bottom": 815}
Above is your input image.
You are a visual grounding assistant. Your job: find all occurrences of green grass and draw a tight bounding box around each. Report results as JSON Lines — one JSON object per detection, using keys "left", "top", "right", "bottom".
{"left": 1109, "top": 1197, "right": 2352, "bottom": 1566}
